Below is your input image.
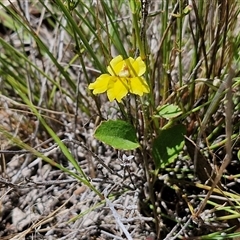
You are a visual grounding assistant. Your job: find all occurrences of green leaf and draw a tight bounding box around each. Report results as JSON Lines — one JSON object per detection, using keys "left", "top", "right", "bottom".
{"left": 129, "top": 0, "right": 141, "bottom": 14}
{"left": 156, "top": 104, "right": 182, "bottom": 119}
{"left": 183, "top": 5, "right": 192, "bottom": 15}
{"left": 152, "top": 124, "right": 186, "bottom": 170}
{"left": 94, "top": 120, "right": 140, "bottom": 150}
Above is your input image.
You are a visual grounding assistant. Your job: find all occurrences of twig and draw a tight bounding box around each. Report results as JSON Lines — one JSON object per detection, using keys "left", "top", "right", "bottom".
{"left": 0, "top": 176, "right": 26, "bottom": 189}
{"left": 101, "top": 230, "right": 124, "bottom": 240}
{"left": 26, "top": 178, "right": 78, "bottom": 186}
{"left": 64, "top": 139, "right": 123, "bottom": 178}
{"left": 0, "top": 176, "right": 77, "bottom": 190}
{"left": 105, "top": 197, "right": 133, "bottom": 240}
{"left": 164, "top": 218, "right": 191, "bottom": 240}
{"left": 0, "top": 138, "right": 122, "bottom": 178}
{"left": 11, "top": 195, "right": 74, "bottom": 240}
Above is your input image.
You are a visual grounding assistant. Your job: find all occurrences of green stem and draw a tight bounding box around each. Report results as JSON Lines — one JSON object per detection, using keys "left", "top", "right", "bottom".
{"left": 132, "top": 12, "right": 145, "bottom": 59}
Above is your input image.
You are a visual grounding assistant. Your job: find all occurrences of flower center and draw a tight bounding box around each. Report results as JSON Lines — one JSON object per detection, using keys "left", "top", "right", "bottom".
{"left": 118, "top": 64, "right": 130, "bottom": 78}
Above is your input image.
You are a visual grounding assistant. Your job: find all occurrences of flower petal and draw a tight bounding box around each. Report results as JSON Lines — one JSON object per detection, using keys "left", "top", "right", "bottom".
{"left": 88, "top": 74, "right": 111, "bottom": 94}
{"left": 129, "top": 77, "right": 150, "bottom": 96}
{"left": 107, "top": 77, "right": 128, "bottom": 102}
{"left": 132, "top": 57, "right": 146, "bottom": 76}
{"left": 107, "top": 55, "right": 124, "bottom": 76}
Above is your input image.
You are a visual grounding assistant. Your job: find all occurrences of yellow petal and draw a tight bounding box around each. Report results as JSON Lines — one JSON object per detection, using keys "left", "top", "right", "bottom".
{"left": 124, "top": 57, "right": 146, "bottom": 77}
{"left": 123, "top": 57, "right": 134, "bottom": 76}
{"left": 129, "top": 77, "right": 150, "bottom": 96}
{"left": 88, "top": 74, "right": 111, "bottom": 94}
{"left": 107, "top": 55, "right": 124, "bottom": 76}
{"left": 107, "top": 77, "right": 128, "bottom": 102}
{"left": 132, "top": 57, "right": 146, "bottom": 76}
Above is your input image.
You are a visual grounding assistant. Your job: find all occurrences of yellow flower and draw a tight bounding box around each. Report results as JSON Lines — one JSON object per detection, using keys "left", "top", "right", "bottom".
{"left": 88, "top": 55, "right": 150, "bottom": 102}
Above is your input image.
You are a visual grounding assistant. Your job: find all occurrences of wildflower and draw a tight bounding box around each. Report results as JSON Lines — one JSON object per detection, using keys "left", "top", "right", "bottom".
{"left": 88, "top": 55, "right": 150, "bottom": 102}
